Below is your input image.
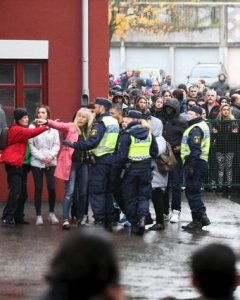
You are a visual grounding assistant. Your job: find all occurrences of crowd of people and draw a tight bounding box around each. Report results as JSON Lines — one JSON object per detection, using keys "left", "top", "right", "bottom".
{"left": 1, "top": 69, "right": 240, "bottom": 234}
{"left": 1, "top": 70, "right": 240, "bottom": 298}
{"left": 110, "top": 69, "right": 240, "bottom": 195}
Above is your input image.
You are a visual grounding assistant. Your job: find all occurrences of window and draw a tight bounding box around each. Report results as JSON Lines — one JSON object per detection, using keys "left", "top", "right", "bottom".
{"left": 0, "top": 60, "right": 48, "bottom": 126}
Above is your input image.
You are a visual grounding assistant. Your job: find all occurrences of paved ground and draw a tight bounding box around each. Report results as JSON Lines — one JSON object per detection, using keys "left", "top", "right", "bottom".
{"left": 0, "top": 192, "right": 240, "bottom": 300}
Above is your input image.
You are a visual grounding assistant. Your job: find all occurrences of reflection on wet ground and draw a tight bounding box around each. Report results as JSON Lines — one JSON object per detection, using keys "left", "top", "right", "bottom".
{"left": 0, "top": 193, "right": 240, "bottom": 300}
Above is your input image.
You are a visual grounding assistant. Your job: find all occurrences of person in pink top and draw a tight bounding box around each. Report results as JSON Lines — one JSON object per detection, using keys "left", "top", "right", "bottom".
{"left": 37, "top": 108, "right": 94, "bottom": 229}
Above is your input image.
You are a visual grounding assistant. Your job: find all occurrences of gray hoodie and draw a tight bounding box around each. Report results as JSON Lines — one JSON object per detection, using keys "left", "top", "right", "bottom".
{"left": 151, "top": 116, "right": 168, "bottom": 189}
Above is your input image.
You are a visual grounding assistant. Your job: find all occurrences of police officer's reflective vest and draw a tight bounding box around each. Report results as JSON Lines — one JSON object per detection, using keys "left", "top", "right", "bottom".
{"left": 92, "top": 116, "right": 119, "bottom": 157}
{"left": 128, "top": 133, "right": 152, "bottom": 161}
{"left": 181, "top": 120, "right": 210, "bottom": 164}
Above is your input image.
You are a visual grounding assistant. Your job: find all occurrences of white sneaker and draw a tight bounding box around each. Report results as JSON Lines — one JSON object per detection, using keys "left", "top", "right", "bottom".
{"left": 36, "top": 215, "right": 43, "bottom": 226}
{"left": 170, "top": 210, "right": 180, "bottom": 223}
{"left": 48, "top": 213, "right": 59, "bottom": 225}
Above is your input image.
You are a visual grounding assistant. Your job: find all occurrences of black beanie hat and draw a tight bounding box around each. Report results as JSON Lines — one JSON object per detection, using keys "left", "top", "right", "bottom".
{"left": 14, "top": 108, "right": 29, "bottom": 122}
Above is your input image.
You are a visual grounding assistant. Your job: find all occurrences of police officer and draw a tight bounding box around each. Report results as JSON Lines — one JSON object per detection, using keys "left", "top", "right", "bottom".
{"left": 63, "top": 98, "right": 119, "bottom": 231}
{"left": 112, "top": 110, "right": 158, "bottom": 235}
{"left": 181, "top": 105, "right": 211, "bottom": 231}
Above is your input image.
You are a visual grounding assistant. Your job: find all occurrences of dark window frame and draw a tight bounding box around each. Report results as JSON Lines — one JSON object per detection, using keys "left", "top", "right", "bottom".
{"left": 0, "top": 59, "right": 48, "bottom": 107}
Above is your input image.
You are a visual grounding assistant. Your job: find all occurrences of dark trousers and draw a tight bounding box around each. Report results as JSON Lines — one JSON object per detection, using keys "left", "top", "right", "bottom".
{"left": 3, "top": 164, "right": 30, "bottom": 222}
{"left": 71, "top": 185, "right": 89, "bottom": 219}
{"left": 31, "top": 166, "right": 56, "bottom": 216}
{"left": 163, "top": 156, "right": 183, "bottom": 214}
{"left": 88, "top": 163, "right": 114, "bottom": 223}
{"left": 184, "top": 160, "right": 208, "bottom": 214}
{"left": 123, "top": 167, "right": 152, "bottom": 225}
{"left": 152, "top": 188, "right": 164, "bottom": 225}
{"left": 111, "top": 177, "right": 125, "bottom": 214}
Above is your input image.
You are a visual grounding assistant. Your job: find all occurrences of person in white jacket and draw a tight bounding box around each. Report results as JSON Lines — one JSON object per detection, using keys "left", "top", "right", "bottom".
{"left": 29, "top": 105, "right": 60, "bottom": 225}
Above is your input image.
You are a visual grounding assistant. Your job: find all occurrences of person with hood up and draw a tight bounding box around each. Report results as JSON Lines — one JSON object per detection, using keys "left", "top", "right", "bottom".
{"left": 149, "top": 117, "right": 168, "bottom": 231}
{"left": 111, "top": 110, "right": 158, "bottom": 235}
{"left": 161, "top": 99, "right": 188, "bottom": 223}
{"left": 211, "top": 73, "right": 230, "bottom": 97}
{"left": 112, "top": 92, "right": 129, "bottom": 113}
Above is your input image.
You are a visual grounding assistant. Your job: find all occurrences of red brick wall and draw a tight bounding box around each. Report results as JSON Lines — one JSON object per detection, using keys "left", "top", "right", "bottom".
{"left": 0, "top": 0, "right": 109, "bottom": 201}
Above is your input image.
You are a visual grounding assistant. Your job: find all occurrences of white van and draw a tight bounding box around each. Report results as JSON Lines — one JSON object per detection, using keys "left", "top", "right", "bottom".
{"left": 186, "top": 62, "right": 228, "bottom": 87}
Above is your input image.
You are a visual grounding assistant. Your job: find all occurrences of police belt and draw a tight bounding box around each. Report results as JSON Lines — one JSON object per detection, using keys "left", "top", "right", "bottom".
{"left": 127, "top": 161, "right": 151, "bottom": 169}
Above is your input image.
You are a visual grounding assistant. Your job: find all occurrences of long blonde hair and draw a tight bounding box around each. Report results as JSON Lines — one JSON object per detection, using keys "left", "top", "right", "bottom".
{"left": 73, "top": 108, "right": 94, "bottom": 137}
{"left": 217, "top": 103, "right": 235, "bottom": 120}
{"left": 140, "top": 119, "right": 152, "bottom": 132}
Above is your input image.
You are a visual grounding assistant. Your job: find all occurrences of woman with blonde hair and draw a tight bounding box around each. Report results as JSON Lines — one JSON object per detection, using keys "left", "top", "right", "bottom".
{"left": 37, "top": 108, "right": 94, "bottom": 229}
{"left": 212, "top": 103, "right": 238, "bottom": 196}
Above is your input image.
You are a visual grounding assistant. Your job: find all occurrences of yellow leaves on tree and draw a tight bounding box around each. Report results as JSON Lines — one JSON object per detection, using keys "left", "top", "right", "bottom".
{"left": 115, "top": 13, "right": 130, "bottom": 39}
{"left": 109, "top": 1, "right": 191, "bottom": 41}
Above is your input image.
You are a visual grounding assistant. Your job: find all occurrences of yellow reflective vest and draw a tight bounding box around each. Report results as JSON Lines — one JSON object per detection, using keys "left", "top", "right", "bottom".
{"left": 128, "top": 133, "right": 152, "bottom": 161}
{"left": 181, "top": 120, "right": 210, "bottom": 164}
{"left": 92, "top": 116, "right": 119, "bottom": 157}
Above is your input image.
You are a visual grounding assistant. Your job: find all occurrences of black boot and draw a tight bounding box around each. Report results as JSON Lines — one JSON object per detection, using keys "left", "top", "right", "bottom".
{"left": 145, "top": 213, "right": 153, "bottom": 225}
{"left": 202, "top": 212, "right": 211, "bottom": 227}
{"left": 224, "top": 187, "right": 232, "bottom": 199}
{"left": 215, "top": 187, "right": 223, "bottom": 195}
{"left": 182, "top": 213, "right": 202, "bottom": 231}
{"left": 131, "top": 224, "right": 139, "bottom": 234}
{"left": 137, "top": 216, "right": 145, "bottom": 235}
{"left": 104, "top": 222, "right": 113, "bottom": 232}
{"left": 149, "top": 223, "right": 165, "bottom": 231}
{"left": 113, "top": 207, "right": 121, "bottom": 225}
{"left": 131, "top": 217, "right": 145, "bottom": 235}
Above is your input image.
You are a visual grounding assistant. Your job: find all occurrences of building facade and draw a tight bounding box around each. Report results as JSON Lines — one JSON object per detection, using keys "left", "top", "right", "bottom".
{"left": 0, "top": 0, "right": 109, "bottom": 201}
{"left": 110, "top": 3, "right": 240, "bottom": 88}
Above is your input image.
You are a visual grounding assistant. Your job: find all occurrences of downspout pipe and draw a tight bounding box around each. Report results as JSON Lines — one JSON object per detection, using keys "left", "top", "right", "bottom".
{"left": 81, "top": 0, "right": 89, "bottom": 106}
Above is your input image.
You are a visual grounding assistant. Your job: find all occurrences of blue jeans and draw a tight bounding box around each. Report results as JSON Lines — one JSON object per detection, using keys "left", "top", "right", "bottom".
{"left": 62, "top": 162, "right": 88, "bottom": 220}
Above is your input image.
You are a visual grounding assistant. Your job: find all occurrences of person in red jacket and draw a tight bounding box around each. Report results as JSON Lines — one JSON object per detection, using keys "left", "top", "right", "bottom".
{"left": 0, "top": 108, "right": 48, "bottom": 225}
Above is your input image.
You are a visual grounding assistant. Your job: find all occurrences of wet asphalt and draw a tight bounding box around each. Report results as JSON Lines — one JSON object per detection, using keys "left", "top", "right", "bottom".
{"left": 1, "top": 191, "right": 240, "bottom": 300}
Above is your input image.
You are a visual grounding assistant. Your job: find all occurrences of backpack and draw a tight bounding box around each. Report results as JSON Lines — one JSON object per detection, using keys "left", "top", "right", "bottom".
{"left": 155, "top": 142, "right": 177, "bottom": 174}
{"left": 0, "top": 127, "right": 9, "bottom": 150}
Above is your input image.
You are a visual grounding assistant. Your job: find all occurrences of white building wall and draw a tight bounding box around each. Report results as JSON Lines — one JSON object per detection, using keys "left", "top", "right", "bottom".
{"left": 175, "top": 48, "right": 219, "bottom": 85}
{"left": 110, "top": 47, "right": 169, "bottom": 77}
{"left": 110, "top": 46, "right": 221, "bottom": 86}
{"left": 228, "top": 48, "right": 240, "bottom": 88}
{"left": 126, "top": 47, "right": 169, "bottom": 73}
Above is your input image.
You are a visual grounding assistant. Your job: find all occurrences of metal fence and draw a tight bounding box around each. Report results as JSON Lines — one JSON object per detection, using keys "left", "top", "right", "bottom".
{"left": 204, "top": 119, "right": 240, "bottom": 189}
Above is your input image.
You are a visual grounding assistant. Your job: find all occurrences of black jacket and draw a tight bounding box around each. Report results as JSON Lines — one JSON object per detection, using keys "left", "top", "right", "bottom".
{"left": 161, "top": 99, "right": 188, "bottom": 155}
